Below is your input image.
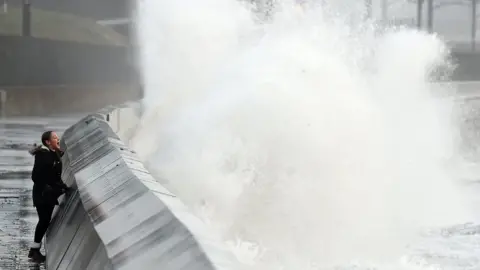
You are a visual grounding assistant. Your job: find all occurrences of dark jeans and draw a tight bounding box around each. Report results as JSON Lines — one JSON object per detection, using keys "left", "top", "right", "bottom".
{"left": 34, "top": 204, "right": 55, "bottom": 244}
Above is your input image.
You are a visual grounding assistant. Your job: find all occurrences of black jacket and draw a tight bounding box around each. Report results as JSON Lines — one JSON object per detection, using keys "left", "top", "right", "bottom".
{"left": 30, "top": 145, "right": 68, "bottom": 206}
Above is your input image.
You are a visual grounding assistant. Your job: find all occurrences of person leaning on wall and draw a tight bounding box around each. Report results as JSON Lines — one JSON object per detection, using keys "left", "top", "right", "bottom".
{"left": 27, "top": 131, "right": 70, "bottom": 263}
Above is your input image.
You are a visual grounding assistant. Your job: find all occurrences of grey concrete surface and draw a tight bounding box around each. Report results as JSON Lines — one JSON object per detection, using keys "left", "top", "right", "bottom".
{"left": 0, "top": 116, "right": 79, "bottom": 270}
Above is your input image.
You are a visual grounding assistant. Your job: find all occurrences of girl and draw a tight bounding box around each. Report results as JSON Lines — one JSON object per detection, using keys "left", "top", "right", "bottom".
{"left": 28, "top": 131, "right": 69, "bottom": 263}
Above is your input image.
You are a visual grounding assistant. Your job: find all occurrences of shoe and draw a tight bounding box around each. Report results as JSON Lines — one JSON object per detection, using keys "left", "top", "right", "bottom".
{"left": 28, "top": 248, "right": 46, "bottom": 263}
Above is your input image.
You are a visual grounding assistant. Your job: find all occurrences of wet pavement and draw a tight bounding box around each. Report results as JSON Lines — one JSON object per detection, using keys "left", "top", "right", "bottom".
{"left": 0, "top": 116, "right": 79, "bottom": 270}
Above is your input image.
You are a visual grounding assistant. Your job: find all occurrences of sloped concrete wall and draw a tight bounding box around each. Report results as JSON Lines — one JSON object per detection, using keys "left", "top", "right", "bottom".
{"left": 0, "top": 84, "right": 142, "bottom": 117}
{"left": 102, "top": 102, "right": 142, "bottom": 142}
{"left": 45, "top": 105, "right": 239, "bottom": 270}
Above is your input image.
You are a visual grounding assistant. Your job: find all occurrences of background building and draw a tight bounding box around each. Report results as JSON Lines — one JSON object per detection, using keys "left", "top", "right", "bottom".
{"left": 6, "top": 0, "right": 132, "bottom": 37}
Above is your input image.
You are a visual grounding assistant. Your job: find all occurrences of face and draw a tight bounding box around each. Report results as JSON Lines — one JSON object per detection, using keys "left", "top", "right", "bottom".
{"left": 46, "top": 132, "right": 60, "bottom": 151}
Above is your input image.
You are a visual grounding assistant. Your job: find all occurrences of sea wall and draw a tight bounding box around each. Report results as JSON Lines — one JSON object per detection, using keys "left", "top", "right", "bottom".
{"left": 44, "top": 103, "right": 239, "bottom": 270}
{"left": 0, "top": 84, "right": 141, "bottom": 117}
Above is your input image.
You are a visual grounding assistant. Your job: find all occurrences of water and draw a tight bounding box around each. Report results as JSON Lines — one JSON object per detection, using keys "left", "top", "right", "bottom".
{"left": 133, "top": 0, "right": 476, "bottom": 269}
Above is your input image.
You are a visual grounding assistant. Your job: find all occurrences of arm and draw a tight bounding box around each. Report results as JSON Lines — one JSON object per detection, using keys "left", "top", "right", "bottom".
{"left": 52, "top": 179, "right": 68, "bottom": 192}
{"left": 50, "top": 155, "right": 68, "bottom": 192}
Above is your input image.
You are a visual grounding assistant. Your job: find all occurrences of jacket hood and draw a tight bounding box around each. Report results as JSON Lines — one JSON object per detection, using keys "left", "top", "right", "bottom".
{"left": 28, "top": 144, "right": 49, "bottom": 156}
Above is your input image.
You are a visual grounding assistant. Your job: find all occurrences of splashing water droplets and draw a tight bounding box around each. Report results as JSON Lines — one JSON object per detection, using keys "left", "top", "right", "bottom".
{"left": 133, "top": 1, "right": 471, "bottom": 269}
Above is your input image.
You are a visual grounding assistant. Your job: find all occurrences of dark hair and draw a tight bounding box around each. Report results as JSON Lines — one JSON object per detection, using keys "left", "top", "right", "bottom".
{"left": 41, "top": 131, "right": 53, "bottom": 147}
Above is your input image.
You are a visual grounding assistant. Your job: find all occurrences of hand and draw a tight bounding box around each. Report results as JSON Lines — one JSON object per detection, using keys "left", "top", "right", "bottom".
{"left": 62, "top": 186, "right": 72, "bottom": 195}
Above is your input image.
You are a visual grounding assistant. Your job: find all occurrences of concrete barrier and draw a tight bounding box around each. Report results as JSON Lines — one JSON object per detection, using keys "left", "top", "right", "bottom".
{"left": 104, "top": 102, "right": 143, "bottom": 142}
{"left": 45, "top": 104, "right": 239, "bottom": 270}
